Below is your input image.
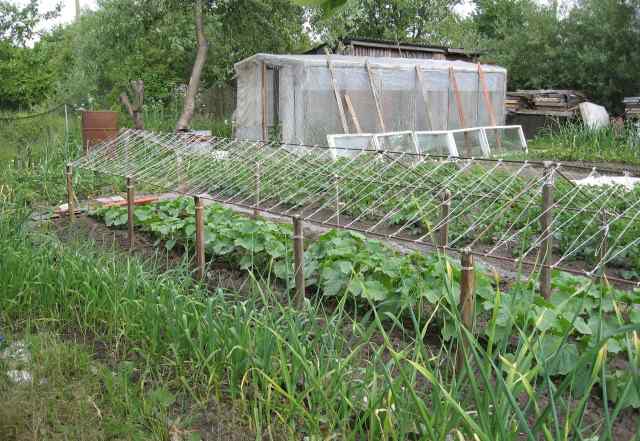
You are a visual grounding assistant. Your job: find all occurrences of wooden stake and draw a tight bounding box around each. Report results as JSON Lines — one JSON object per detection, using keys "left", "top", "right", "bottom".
{"left": 456, "top": 248, "right": 475, "bottom": 373}
{"left": 539, "top": 163, "right": 554, "bottom": 299}
{"left": 254, "top": 161, "right": 260, "bottom": 218}
{"left": 344, "top": 94, "right": 362, "bottom": 134}
{"left": 599, "top": 209, "right": 609, "bottom": 282}
{"left": 194, "top": 196, "right": 205, "bottom": 280}
{"left": 324, "top": 49, "right": 349, "bottom": 134}
{"left": 366, "top": 61, "right": 386, "bottom": 132}
{"left": 415, "top": 66, "right": 434, "bottom": 130}
{"left": 66, "top": 163, "right": 75, "bottom": 222}
{"left": 126, "top": 176, "right": 135, "bottom": 250}
{"left": 334, "top": 174, "right": 340, "bottom": 224}
{"left": 293, "top": 216, "right": 305, "bottom": 308}
{"left": 439, "top": 189, "right": 451, "bottom": 249}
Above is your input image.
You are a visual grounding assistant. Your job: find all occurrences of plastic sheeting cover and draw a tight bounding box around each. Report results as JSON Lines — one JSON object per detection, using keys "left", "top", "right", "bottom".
{"left": 234, "top": 54, "right": 507, "bottom": 146}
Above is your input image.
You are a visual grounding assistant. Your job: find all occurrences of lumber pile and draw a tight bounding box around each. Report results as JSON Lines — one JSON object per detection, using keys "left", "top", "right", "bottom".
{"left": 624, "top": 97, "right": 640, "bottom": 119}
{"left": 506, "top": 90, "right": 586, "bottom": 113}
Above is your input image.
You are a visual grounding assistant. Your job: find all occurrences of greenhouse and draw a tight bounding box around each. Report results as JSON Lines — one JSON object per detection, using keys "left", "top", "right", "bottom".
{"left": 233, "top": 54, "right": 507, "bottom": 146}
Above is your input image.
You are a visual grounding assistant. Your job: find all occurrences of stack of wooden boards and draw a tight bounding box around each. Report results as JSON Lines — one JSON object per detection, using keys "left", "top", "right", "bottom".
{"left": 623, "top": 97, "right": 640, "bottom": 119}
{"left": 506, "top": 90, "right": 586, "bottom": 114}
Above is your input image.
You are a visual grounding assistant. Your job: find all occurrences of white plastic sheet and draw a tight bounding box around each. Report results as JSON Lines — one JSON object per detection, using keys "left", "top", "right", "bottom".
{"left": 234, "top": 54, "right": 507, "bottom": 146}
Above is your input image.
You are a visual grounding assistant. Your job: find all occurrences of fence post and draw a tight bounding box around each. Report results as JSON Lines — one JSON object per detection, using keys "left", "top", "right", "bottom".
{"left": 599, "top": 209, "right": 609, "bottom": 282}
{"left": 334, "top": 174, "right": 340, "bottom": 224}
{"left": 65, "top": 163, "right": 75, "bottom": 222}
{"left": 293, "top": 216, "right": 305, "bottom": 308}
{"left": 539, "top": 162, "right": 554, "bottom": 299}
{"left": 126, "top": 175, "right": 135, "bottom": 250}
{"left": 254, "top": 161, "right": 260, "bottom": 218}
{"left": 456, "top": 248, "right": 475, "bottom": 373}
{"left": 439, "top": 189, "right": 451, "bottom": 249}
{"left": 194, "top": 196, "right": 205, "bottom": 280}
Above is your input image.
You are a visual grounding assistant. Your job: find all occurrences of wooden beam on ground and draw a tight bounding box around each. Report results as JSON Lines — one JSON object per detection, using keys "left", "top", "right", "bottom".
{"left": 344, "top": 94, "right": 362, "bottom": 134}
{"left": 324, "top": 48, "right": 349, "bottom": 134}
{"left": 415, "top": 66, "right": 434, "bottom": 130}
{"left": 366, "top": 60, "right": 386, "bottom": 132}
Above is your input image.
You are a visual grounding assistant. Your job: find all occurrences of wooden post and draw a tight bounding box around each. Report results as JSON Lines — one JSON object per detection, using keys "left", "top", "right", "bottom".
{"left": 65, "top": 163, "right": 75, "bottom": 222}
{"left": 194, "top": 196, "right": 205, "bottom": 280}
{"left": 415, "top": 66, "right": 434, "bottom": 130}
{"left": 439, "top": 189, "right": 451, "bottom": 249}
{"left": 539, "top": 163, "right": 554, "bottom": 299}
{"left": 344, "top": 94, "right": 362, "bottom": 134}
{"left": 293, "top": 216, "right": 305, "bottom": 308}
{"left": 254, "top": 161, "right": 260, "bottom": 218}
{"left": 366, "top": 61, "right": 386, "bottom": 132}
{"left": 449, "top": 67, "right": 470, "bottom": 156}
{"left": 599, "top": 209, "right": 609, "bottom": 282}
{"left": 126, "top": 176, "right": 135, "bottom": 250}
{"left": 334, "top": 174, "right": 340, "bottom": 224}
{"left": 457, "top": 248, "right": 475, "bottom": 373}
{"left": 324, "top": 49, "right": 349, "bottom": 134}
{"left": 478, "top": 63, "right": 502, "bottom": 151}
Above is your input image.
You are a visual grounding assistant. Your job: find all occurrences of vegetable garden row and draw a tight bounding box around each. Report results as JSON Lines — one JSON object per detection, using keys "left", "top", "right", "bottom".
{"left": 93, "top": 197, "right": 640, "bottom": 409}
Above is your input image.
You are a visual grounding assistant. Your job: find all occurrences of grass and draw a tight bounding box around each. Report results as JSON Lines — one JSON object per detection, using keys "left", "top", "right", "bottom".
{"left": 0, "top": 332, "right": 194, "bottom": 440}
{"left": 528, "top": 121, "right": 640, "bottom": 165}
{"left": 0, "top": 110, "right": 639, "bottom": 439}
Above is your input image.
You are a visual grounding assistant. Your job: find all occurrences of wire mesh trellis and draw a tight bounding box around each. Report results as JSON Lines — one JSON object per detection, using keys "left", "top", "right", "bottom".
{"left": 73, "top": 129, "right": 640, "bottom": 287}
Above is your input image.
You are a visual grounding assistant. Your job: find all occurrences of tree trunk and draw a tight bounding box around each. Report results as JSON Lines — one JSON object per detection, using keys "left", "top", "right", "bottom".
{"left": 119, "top": 80, "right": 144, "bottom": 130}
{"left": 176, "top": 0, "right": 208, "bottom": 132}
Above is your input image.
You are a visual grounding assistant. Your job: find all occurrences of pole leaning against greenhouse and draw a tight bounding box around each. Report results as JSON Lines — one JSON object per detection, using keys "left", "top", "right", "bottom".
{"left": 293, "top": 216, "right": 305, "bottom": 308}
{"left": 194, "top": 195, "right": 205, "bottom": 280}
{"left": 65, "top": 163, "right": 75, "bottom": 223}
{"left": 126, "top": 176, "right": 135, "bottom": 250}
{"left": 540, "top": 162, "right": 554, "bottom": 299}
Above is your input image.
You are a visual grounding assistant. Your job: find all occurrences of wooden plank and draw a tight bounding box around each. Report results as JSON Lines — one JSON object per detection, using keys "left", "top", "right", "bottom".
{"left": 449, "top": 67, "right": 466, "bottom": 129}
{"left": 477, "top": 64, "right": 497, "bottom": 126}
{"left": 366, "top": 60, "right": 386, "bottom": 132}
{"left": 449, "top": 67, "right": 471, "bottom": 156}
{"left": 344, "top": 94, "right": 362, "bottom": 134}
{"left": 324, "top": 48, "right": 349, "bottom": 134}
{"left": 415, "top": 66, "right": 434, "bottom": 130}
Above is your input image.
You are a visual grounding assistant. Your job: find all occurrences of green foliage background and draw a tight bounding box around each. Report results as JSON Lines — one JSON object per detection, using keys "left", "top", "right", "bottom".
{"left": 1, "top": 0, "right": 640, "bottom": 114}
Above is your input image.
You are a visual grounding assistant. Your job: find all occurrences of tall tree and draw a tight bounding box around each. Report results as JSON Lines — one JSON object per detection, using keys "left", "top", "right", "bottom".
{"left": 311, "top": 0, "right": 474, "bottom": 47}
{"left": 176, "top": 0, "right": 208, "bottom": 131}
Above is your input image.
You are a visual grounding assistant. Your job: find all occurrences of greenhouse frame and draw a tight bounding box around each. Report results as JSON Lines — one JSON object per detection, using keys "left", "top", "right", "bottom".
{"left": 233, "top": 54, "right": 508, "bottom": 146}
